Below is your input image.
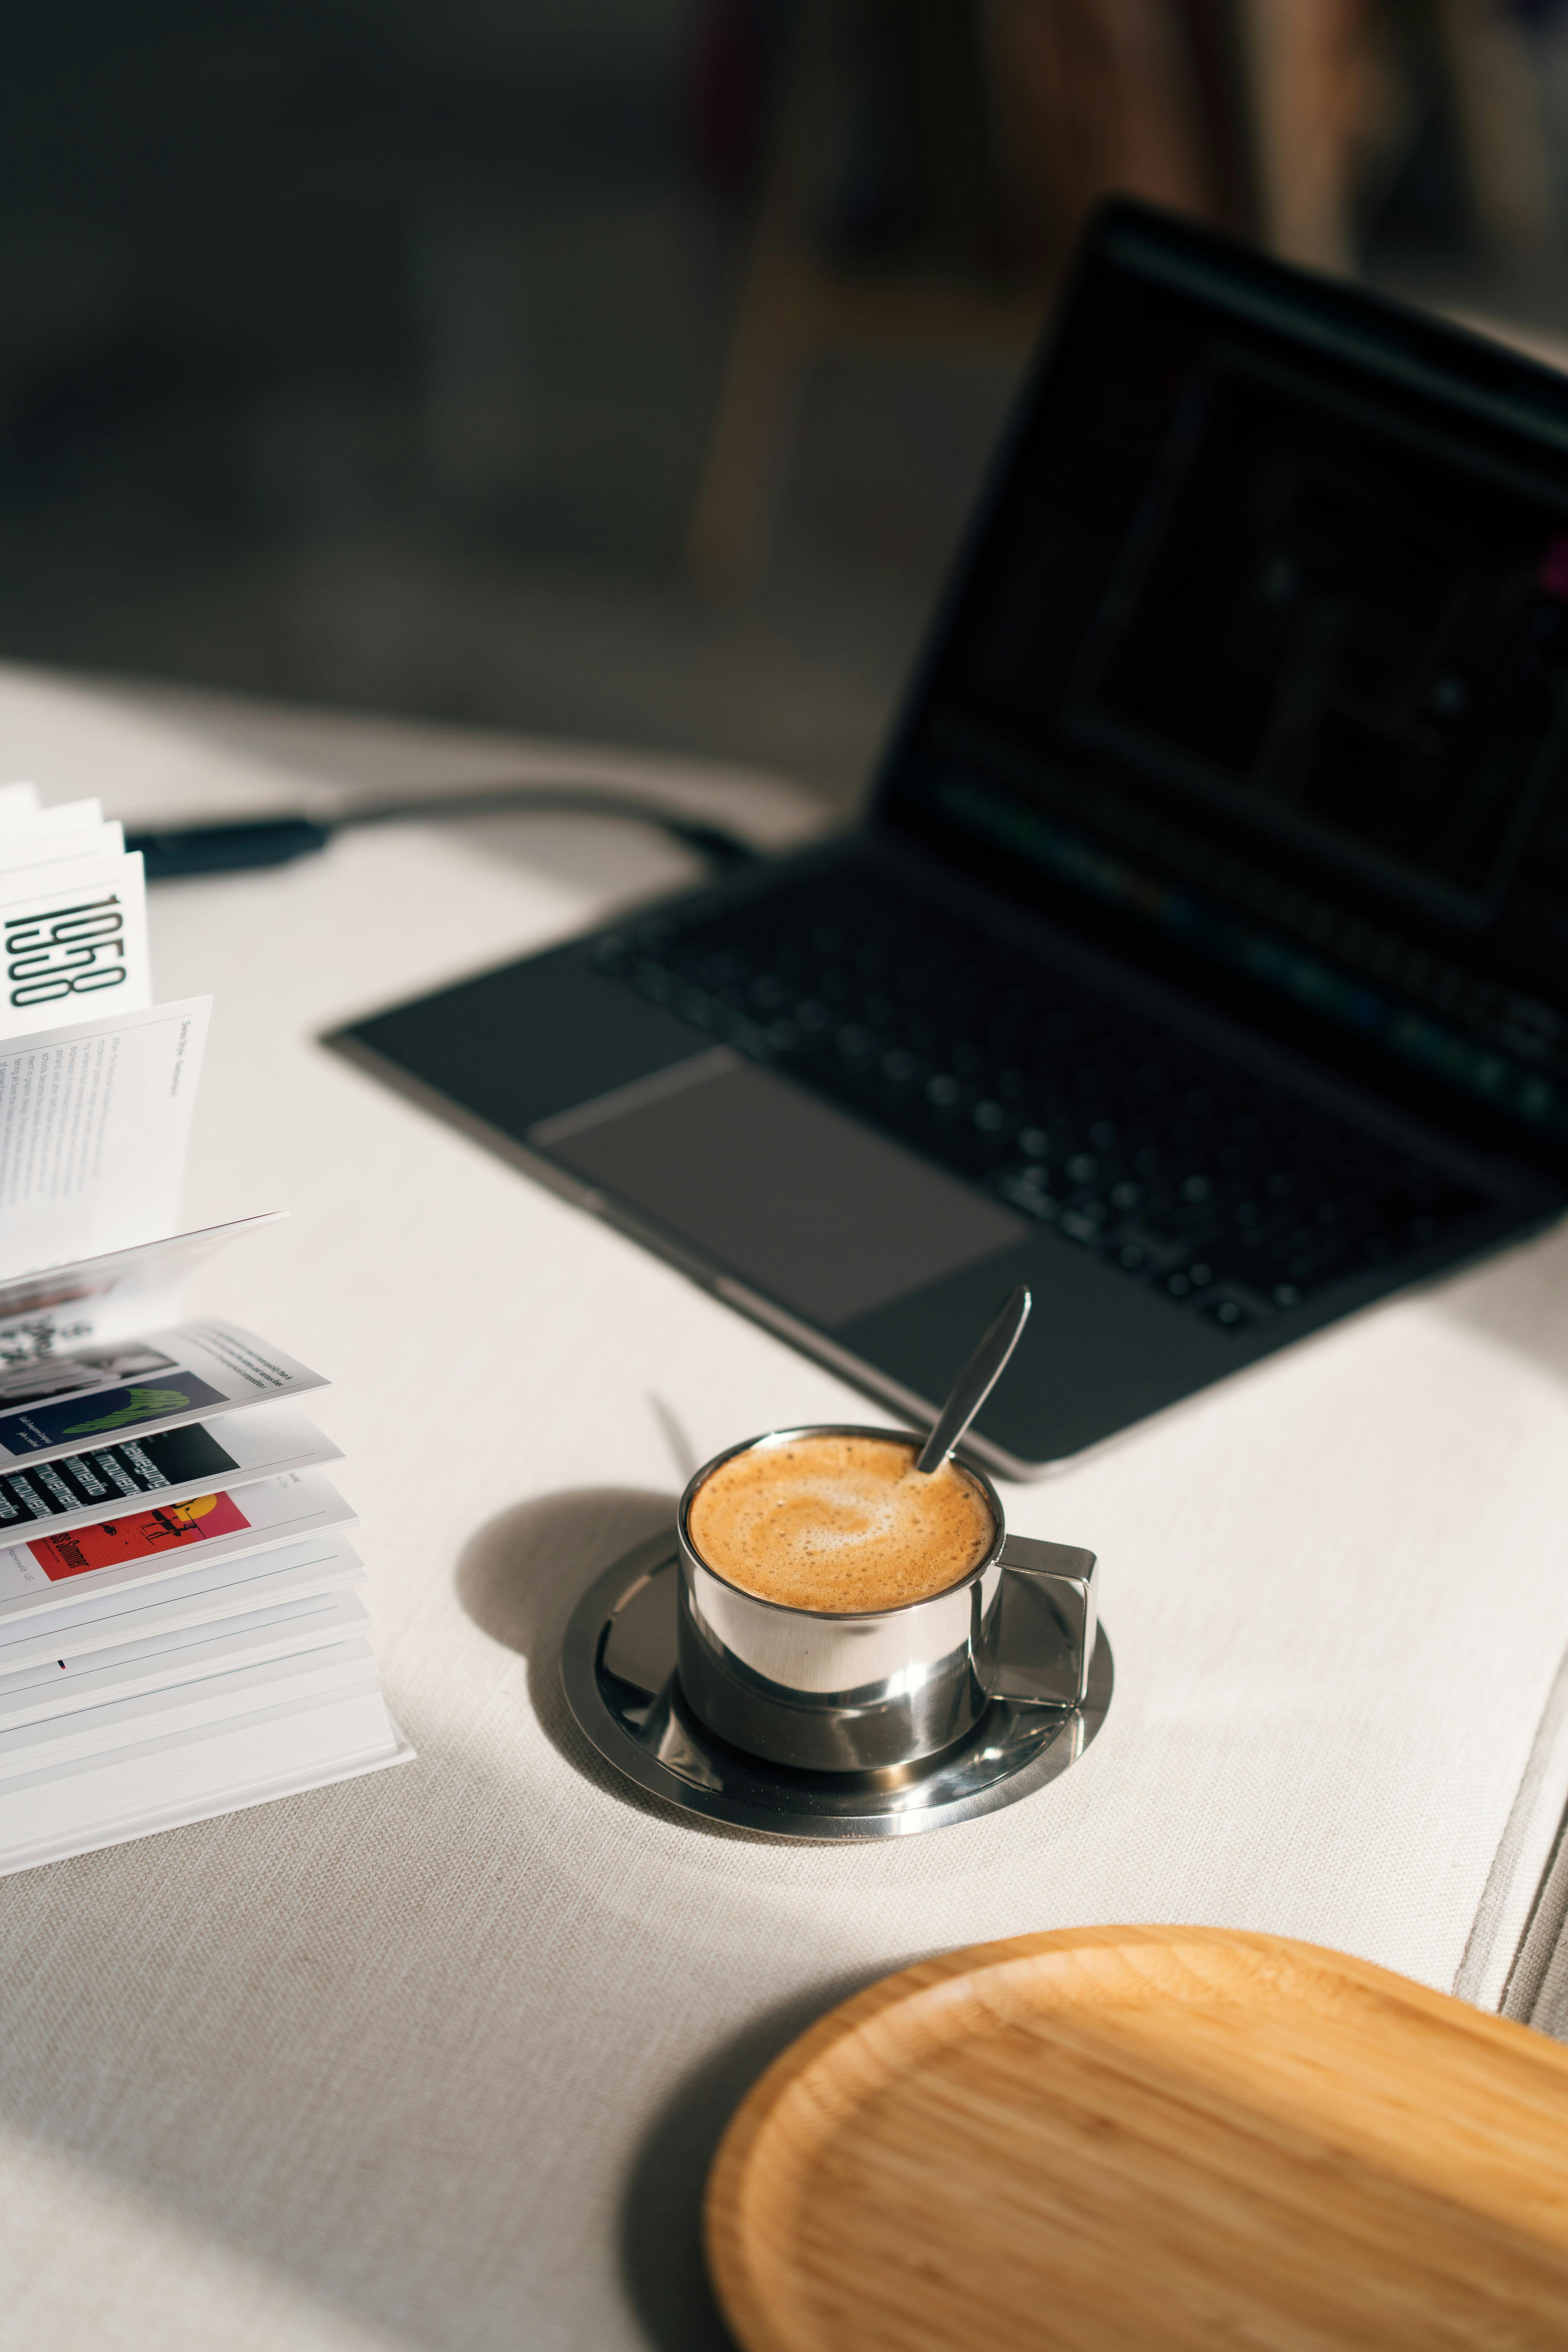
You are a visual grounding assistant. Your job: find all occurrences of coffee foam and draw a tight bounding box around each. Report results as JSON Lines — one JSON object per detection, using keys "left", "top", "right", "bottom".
{"left": 686, "top": 1432, "right": 995, "bottom": 1614}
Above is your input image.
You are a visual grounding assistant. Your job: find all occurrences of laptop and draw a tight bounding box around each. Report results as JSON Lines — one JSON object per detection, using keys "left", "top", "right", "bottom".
{"left": 331, "top": 199, "right": 1568, "bottom": 1477}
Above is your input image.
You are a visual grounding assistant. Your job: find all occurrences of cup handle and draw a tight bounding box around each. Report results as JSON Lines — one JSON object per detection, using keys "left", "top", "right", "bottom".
{"left": 984, "top": 1535, "right": 1098, "bottom": 1710}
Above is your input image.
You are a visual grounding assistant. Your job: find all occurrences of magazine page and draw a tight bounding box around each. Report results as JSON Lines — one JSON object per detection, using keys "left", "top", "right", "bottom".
{"left": 0, "top": 1589, "right": 370, "bottom": 1735}
{"left": 0, "top": 798, "right": 101, "bottom": 842}
{"left": 0, "top": 1214, "right": 287, "bottom": 1352}
{"left": 0, "top": 1532, "right": 361, "bottom": 1672}
{"left": 0, "top": 1632, "right": 378, "bottom": 1782}
{"left": 0, "top": 1403, "right": 339, "bottom": 1544}
{"left": 0, "top": 1468, "right": 354, "bottom": 1615}
{"left": 0, "top": 1319, "right": 326, "bottom": 1469}
{"left": 0, "top": 849, "right": 151, "bottom": 1039}
{"left": 0, "top": 1688, "right": 410, "bottom": 1878}
{"left": 0, "top": 997, "right": 210, "bottom": 1280}
{"left": 0, "top": 822, "right": 124, "bottom": 876}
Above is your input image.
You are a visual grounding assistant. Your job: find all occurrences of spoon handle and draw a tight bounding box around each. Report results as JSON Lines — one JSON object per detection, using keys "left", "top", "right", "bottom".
{"left": 914, "top": 1285, "right": 1032, "bottom": 1475}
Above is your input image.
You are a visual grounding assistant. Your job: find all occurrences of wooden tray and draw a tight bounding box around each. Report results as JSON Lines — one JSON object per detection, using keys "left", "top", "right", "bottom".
{"left": 705, "top": 1925, "right": 1568, "bottom": 2352}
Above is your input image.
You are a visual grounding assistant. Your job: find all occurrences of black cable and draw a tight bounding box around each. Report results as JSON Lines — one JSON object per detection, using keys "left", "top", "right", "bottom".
{"left": 126, "top": 782, "right": 766, "bottom": 882}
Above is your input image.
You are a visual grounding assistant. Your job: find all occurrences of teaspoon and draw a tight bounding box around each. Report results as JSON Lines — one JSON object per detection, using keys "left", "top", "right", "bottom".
{"left": 913, "top": 1284, "right": 1032, "bottom": 1475}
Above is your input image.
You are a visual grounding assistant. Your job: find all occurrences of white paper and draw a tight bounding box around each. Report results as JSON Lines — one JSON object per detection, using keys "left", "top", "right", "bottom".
{"left": 0, "top": 817, "right": 405, "bottom": 1873}
{"left": 0, "top": 1317, "right": 325, "bottom": 1469}
{"left": 0, "top": 851, "right": 150, "bottom": 1039}
{"left": 0, "top": 799, "right": 102, "bottom": 842}
{"left": 0, "top": 1467, "right": 353, "bottom": 1616}
{"left": 0, "top": 997, "right": 210, "bottom": 1279}
{"left": 0, "top": 1690, "right": 409, "bottom": 1877}
{"left": 0, "top": 1532, "right": 361, "bottom": 1672}
{"left": 0, "top": 1633, "right": 377, "bottom": 1780}
{"left": 0, "top": 1589, "right": 369, "bottom": 1734}
{"left": 0, "top": 1213, "right": 287, "bottom": 1351}
{"left": 0, "top": 1403, "right": 340, "bottom": 1544}
{"left": 0, "top": 823, "right": 123, "bottom": 876}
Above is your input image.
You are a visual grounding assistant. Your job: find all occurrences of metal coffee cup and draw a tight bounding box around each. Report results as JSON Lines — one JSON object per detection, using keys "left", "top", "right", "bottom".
{"left": 675, "top": 1424, "right": 1097, "bottom": 1774}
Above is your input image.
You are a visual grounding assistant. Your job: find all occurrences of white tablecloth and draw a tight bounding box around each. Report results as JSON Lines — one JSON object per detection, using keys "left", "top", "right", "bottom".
{"left": 0, "top": 662, "right": 1566, "bottom": 2351}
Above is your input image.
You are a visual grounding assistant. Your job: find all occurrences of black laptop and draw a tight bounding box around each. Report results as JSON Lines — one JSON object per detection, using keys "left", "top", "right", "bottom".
{"left": 333, "top": 200, "right": 1568, "bottom": 1476}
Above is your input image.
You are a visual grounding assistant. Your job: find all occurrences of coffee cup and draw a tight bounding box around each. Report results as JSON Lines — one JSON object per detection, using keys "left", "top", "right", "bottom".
{"left": 675, "top": 1423, "right": 1097, "bottom": 1774}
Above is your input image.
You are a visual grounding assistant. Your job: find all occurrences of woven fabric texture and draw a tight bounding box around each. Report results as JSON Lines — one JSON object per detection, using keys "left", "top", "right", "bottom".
{"left": 0, "top": 668, "right": 1563, "bottom": 2352}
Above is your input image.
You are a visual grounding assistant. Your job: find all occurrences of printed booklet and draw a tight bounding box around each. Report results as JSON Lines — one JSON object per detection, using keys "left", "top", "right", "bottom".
{"left": 0, "top": 1216, "right": 287, "bottom": 1351}
{"left": 0, "top": 1465, "right": 355, "bottom": 1612}
{"left": 0, "top": 1401, "right": 340, "bottom": 1545}
{"left": 0, "top": 1319, "right": 325, "bottom": 1468}
{"left": 0, "top": 782, "right": 410, "bottom": 1875}
{"left": 0, "top": 1532, "right": 364, "bottom": 1672}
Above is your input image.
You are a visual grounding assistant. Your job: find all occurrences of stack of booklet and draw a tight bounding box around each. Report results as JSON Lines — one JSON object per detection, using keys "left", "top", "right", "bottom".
{"left": 0, "top": 782, "right": 409, "bottom": 1875}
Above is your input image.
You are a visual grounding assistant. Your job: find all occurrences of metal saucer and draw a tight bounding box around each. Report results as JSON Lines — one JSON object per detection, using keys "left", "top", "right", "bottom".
{"left": 560, "top": 1535, "right": 1114, "bottom": 1841}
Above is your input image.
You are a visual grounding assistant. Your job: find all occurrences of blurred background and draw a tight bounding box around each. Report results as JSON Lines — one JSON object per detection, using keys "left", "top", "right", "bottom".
{"left": 8, "top": 0, "right": 1568, "bottom": 809}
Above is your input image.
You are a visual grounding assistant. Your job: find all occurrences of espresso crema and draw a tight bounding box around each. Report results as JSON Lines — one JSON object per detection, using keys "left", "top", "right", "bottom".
{"left": 686, "top": 1431, "right": 995, "bottom": 1613}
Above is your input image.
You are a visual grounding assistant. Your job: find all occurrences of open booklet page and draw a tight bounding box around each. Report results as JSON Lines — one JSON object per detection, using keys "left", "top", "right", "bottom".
{"left": 0, "top": 1468, "right": 353, "bottom": 1615}
{"left": 0, "top": 1628, "right": 382, "bottom": 1785}
{"left": 0, "top": 1717, "right": 413, "bottom": 1880}
{"left": 0, "top": 1216, "right": 287, "bottom": 1352}
{"left": 0, "top": 821, "right": 122, "bottom": 876}
{"left": 0, "top": 793, "right": 101, "bottom": 839}
{"left": 0, "top": 1588, "right": 371, "bottom": 1731}
{"left": 0, "top": 997, "right": 210, "bottom": 1278}
{"left": 0, "top": 1402, "right": 339, "bottom": 1542}
{"left": 0, "top": 1533, "right": 362, "bottom": 1672}
{"left": 0, "top": 796, "right": 410, "bottom": 1893}
{"left": 0, "top": 1318, "right": 326, "bottom": 1468}
{"left": 0, "top": 849, "right": 150, "bottom": 1039}
{"left": 0, "top": 1680, "right": 409, "bottom": 1879}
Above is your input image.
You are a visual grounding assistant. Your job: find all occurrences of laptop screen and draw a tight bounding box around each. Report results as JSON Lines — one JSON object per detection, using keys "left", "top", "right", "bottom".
{"left": 881, "top": 205, "right": 1568, "bottom": 1169}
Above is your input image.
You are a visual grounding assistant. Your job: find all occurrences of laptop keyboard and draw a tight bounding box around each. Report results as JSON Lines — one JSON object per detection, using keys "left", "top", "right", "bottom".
{"left": 592, "top": 865, "right": 1489, "bottom": 1332}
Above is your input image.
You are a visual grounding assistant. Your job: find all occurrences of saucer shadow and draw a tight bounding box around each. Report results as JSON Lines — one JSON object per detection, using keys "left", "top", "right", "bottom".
{"left": 456, "top": 1484, "right": 677, "bottom": 1808}
{"left": 455, "top": 1484, "right": 816, "bottom": 1843}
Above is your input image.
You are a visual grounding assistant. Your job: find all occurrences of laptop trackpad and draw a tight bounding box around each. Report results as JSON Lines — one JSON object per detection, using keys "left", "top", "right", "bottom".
{"left": 533, "top": 1049, "right": 1026, "bottom": 1328}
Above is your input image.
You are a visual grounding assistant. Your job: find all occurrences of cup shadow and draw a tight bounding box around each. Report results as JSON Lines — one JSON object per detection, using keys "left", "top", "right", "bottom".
{"left": 454, "top": 1485, "right": 847, "bottom": 1848}
{"left": 455, "top": 1484, "right": 680, "bottom": 1819}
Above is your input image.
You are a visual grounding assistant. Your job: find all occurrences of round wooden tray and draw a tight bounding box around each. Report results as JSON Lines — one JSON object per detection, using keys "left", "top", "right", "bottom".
{"left": 705, "top": 1925, "right": 1568, "bottom": 2352}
